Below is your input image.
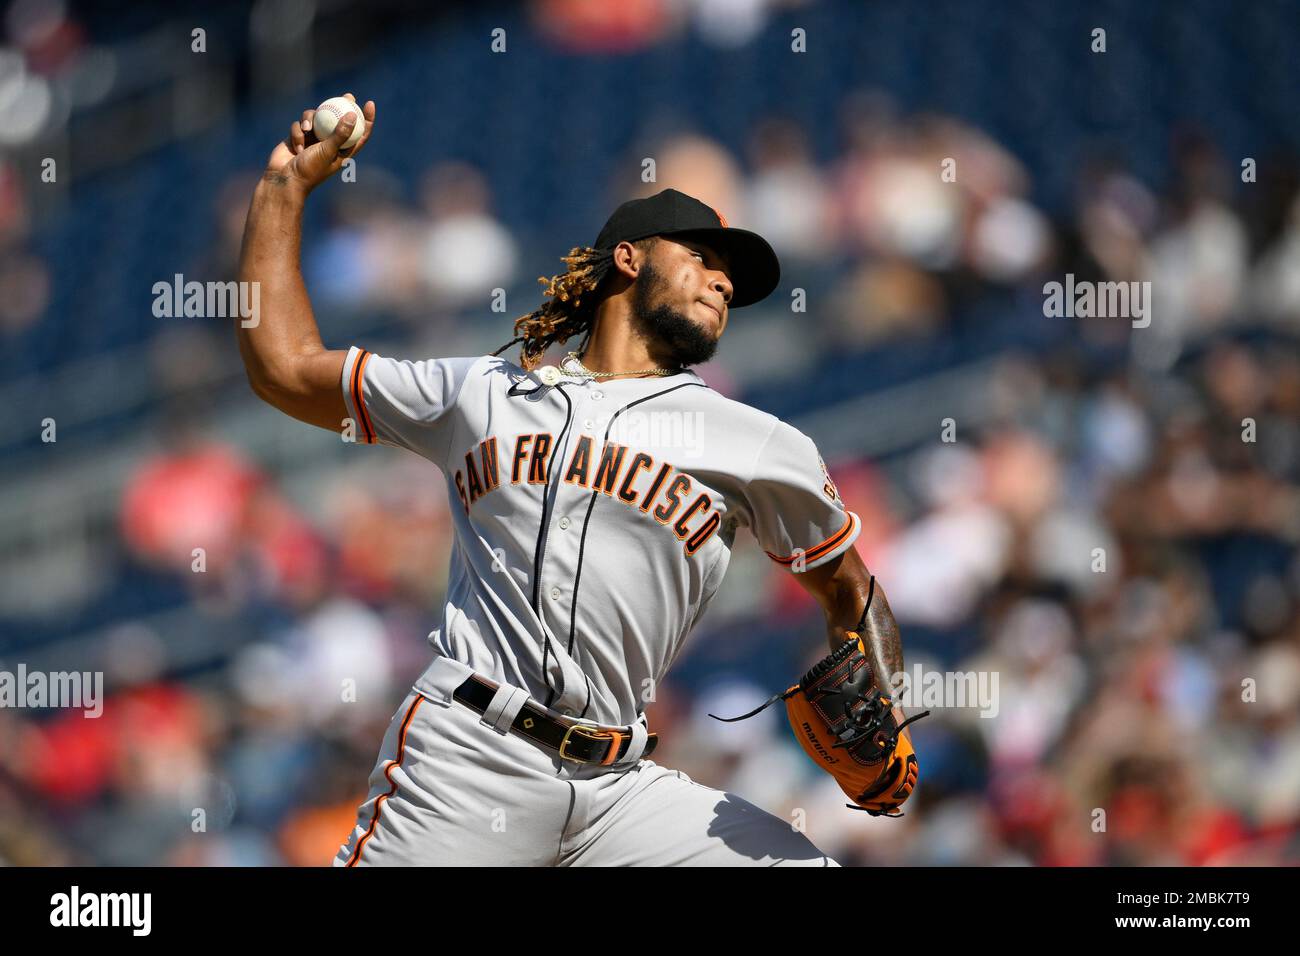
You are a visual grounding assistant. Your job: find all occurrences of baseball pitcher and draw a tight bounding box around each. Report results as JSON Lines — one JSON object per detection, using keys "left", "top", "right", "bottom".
{"left": 236, "top": 96, "right": 924, "bottom": 867}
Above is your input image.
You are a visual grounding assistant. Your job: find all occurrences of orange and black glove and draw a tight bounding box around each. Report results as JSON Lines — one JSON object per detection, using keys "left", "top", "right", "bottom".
{"left": 712, "top": 635, "right": 928, "bottom": 817}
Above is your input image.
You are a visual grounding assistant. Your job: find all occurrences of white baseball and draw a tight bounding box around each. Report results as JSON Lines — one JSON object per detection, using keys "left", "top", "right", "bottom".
{"left": 312, "top": 96, "right": 365, "bottom": 149}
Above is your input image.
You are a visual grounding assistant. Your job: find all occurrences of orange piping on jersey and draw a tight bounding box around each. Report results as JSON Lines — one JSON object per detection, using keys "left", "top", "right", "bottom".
{"left": 350, "top": 350, "right": 377, "bottom": 444}
{"left": 765, "top": 513, "right": 858, "bottom": 566}
{"left": 346, "top": 694, "right": 424, "bottom": 866}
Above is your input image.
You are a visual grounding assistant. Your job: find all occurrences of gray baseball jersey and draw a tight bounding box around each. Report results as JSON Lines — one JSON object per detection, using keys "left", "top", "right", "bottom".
{"left": 340, "top": 346, "right": 861, "bottom": 728}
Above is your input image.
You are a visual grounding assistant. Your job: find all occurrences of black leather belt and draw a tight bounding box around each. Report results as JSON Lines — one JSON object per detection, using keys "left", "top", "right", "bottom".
{"left": 452, "top": 675, "right": 658, "bottom": 766}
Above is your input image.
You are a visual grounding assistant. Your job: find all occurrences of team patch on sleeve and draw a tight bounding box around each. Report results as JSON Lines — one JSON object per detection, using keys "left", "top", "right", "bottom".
{"left": 818, "top": 455, "right": 840, "bottom": 502}
{"left": 744, "top": 420, "right": 860, "bottom": 571}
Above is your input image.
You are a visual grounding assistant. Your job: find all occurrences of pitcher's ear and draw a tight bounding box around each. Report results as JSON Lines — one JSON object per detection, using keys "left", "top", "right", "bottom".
{"left": 611, "top": 240, "right": 642, "bottom": 279}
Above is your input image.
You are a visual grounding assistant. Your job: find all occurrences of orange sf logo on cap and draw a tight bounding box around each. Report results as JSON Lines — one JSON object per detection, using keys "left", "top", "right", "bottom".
{"left": 709, "top": 205, "right": 728, "bottom": 228}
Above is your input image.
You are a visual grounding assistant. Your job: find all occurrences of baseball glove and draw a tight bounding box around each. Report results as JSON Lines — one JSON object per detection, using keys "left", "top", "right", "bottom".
{"left": 712, "top": 615, "right": 928, "bottom": 817}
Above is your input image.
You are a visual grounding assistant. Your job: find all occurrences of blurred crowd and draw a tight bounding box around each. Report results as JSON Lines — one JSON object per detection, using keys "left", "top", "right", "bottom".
{"left": 5, "top": 16, "right": 1300, "bottom": 866}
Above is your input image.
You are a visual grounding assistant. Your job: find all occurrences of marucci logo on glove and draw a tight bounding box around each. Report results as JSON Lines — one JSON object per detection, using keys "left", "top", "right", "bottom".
{"left": 799, "top": 720, "right": 838, "bottom": 764}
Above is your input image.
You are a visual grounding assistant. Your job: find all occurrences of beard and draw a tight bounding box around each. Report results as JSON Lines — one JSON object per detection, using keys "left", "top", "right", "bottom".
{"left": 629, "top": 262, "right": 719, "bottom": 368}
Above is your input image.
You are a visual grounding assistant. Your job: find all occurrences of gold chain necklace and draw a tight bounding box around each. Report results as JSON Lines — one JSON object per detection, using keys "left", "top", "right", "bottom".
{"left": 534, "top": 352, "right": 681, "bottom": 386}
{"left": 565, "top": 351, "right": 680, "bottom": 380}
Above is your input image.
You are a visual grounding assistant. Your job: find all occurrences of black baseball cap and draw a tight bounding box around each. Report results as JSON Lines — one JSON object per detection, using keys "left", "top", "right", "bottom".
{"left": 593, "top": 188, "right": 781, "bottom": 308}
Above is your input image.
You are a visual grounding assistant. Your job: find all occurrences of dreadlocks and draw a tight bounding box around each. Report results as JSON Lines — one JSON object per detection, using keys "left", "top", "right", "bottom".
{"left": 493, "top": 238, "right": 653, "bottom": 371}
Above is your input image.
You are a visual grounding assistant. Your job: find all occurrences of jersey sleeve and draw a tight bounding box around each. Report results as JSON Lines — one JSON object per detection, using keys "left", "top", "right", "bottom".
{"left": 340, "top": 346, "right": 480, "bottom": 466}
{"left": 742, "top": 419, "right": 861, "bottom": 572}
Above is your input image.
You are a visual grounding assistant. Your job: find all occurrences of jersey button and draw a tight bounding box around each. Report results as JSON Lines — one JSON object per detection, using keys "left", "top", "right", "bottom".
{"left": 583, "top": 418, "right": 594, "bottom": 429}
{"left": 591, "top": 390, "right": 604, "bottom": 400}
{"left": 550, "top": 586, "right": 561, "bottom": 600}
{"left": 558, "top": 516, "right": 571, "bottom": 530}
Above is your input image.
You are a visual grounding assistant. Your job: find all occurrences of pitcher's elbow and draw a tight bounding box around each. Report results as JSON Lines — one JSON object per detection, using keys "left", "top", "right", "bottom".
{"left": 245, "top": 370, "right": 290, "bottom": 409}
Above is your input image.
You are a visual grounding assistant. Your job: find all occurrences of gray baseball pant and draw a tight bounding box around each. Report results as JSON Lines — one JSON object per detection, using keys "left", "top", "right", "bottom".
{"left": 333, "top": 654, "right": 838, "bottom": 866}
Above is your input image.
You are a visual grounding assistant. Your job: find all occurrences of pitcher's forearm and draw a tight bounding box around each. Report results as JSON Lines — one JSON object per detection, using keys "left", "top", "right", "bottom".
{"left": 231, "top": 97, "right": 370, "bottom": 429}
{"left": 856, "top": 579, "right": 904, "bottom": 694}
{"left": 819, "top": 564, "right": 904, "bottom": 691}
{"left": 822, "top": 573, "right": 870, "bottom": 652}
{"left": 236, "top": 175, "right": 324, "bottom": 388}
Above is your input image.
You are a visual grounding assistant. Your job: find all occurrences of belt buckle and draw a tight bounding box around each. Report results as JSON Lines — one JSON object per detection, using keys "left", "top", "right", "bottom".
{"left": 558, "top": 722, "right": 601, "bottom": 763}
{"left": 559, "top": 722, "right": 627, "bottom": 764}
